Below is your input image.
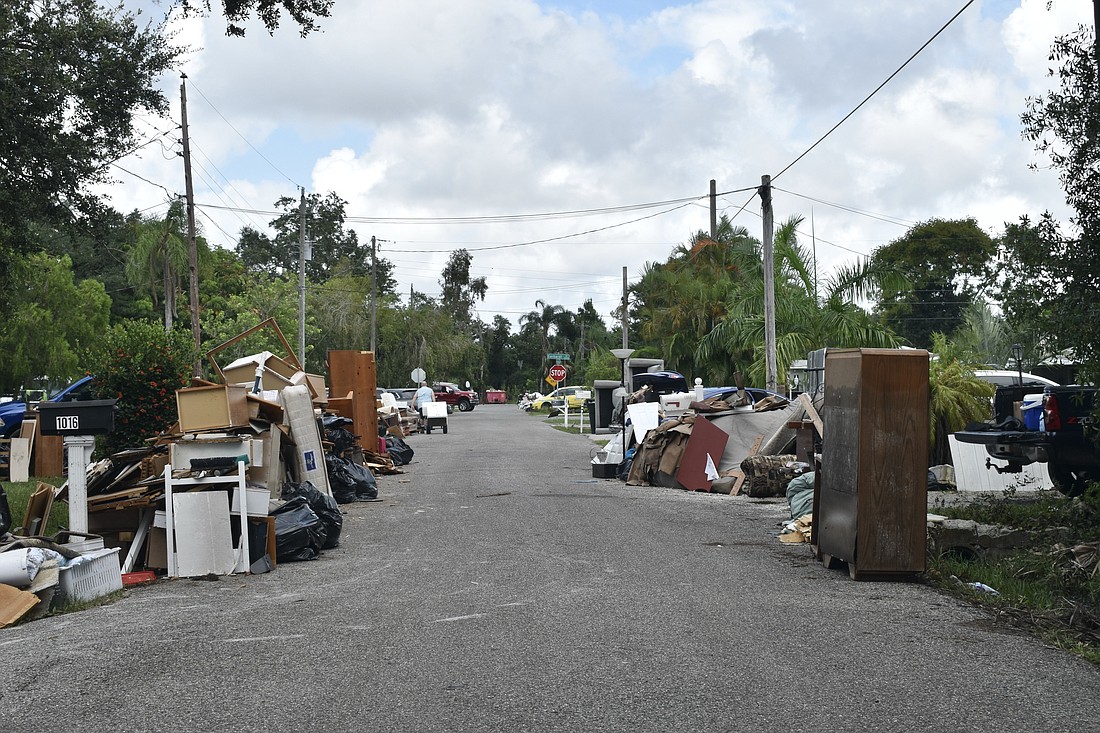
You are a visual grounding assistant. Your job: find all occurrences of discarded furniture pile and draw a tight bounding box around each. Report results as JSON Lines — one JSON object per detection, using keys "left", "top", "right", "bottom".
{"left": 600, "top": 349, "right": 933, "bottom": 582}
{"left": 0, "top": 321, "right": 425, "bottom": 626}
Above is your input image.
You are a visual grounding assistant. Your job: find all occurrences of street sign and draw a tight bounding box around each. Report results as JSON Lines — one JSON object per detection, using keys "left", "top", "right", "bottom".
{"left": 411, "top": 367, "right": 426, "bottom": 383}
{"left": 548, "top": 364, "right": 567, "bottom": 383}
{"left": 547, "top": 353, "right": 570, "bottom": 362}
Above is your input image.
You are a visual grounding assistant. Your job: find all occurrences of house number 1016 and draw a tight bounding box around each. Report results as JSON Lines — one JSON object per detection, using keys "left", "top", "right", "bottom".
{"left": 56, "top": 416, "right": 80, "bottom": 431}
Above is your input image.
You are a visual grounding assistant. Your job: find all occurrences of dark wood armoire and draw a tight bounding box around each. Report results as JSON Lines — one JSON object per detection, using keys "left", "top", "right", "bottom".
{"left": 817, "top": 348, "right": 929, "bottom": 580}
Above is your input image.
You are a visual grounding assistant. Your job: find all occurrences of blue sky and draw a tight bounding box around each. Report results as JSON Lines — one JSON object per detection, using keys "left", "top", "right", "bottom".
{"left": 105, "top": 0, "right": 1093, "bottom": 325}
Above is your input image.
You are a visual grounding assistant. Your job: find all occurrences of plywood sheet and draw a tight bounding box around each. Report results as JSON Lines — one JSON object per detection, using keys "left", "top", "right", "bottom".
{"left": 172, "top": 492, "right": 236, "bottom": 577}
{"left": 676, "top": 417, "right": 729, "bottom": 491}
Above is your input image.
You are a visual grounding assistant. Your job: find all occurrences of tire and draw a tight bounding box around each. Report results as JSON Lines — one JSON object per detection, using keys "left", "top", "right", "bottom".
{"left": 1048, "top": 464, "right": 1090, "bottom": 498}
{"left": 539, "top": 402, "right": 552, "bottom": 413}
{"left": 442, "top": 424, "right": 448, "bottom": 434}
{"left": 457, "top": 398, "right": 471, "bottom": 412}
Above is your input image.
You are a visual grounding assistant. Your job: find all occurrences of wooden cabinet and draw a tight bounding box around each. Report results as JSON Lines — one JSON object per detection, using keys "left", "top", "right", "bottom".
{"left": 328, "top": 350, "right": 379, "bottom": 452}
{"left": 818, "top": 348, "right": 929, "bottom": 580}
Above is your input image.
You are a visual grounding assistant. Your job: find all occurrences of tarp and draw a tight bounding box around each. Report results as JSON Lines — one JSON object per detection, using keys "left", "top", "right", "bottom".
{"left": 704, "top": 404, "right": 798, "bottom": 473}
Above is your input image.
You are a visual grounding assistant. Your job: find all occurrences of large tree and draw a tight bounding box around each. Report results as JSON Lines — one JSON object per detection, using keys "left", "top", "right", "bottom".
{"left": 236, "top": 192, "right": 367, "bottom": 282}
{"left": 631, "top": 216, "right": 757, "bottom": 377}
{"left": 1016, "top": 22, "right": 1100, "bottom": 379}
{"left": 871, "top": 218, "right": 996, "bottom": 350}
{"left": 0, "top": 252, "right": 111, "bottom": 393}
{"left": 698, "top": 216, "right": 905, "bottom": 386}
{"left": 177, "top": 0, "right": 333, "bottom": 37}
{"left": 0, "top": 0, "right": 183, "bottom": 310}
{"left": 439, "top": 249, "right": 488, "bottom": 332}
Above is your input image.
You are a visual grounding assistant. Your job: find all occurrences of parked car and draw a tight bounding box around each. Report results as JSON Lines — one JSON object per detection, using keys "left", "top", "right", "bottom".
{"left": 379, "top": 387, "right": 418, "bottom": 403}
{"left": 432, "top": 382, "right": 479, "bottom": 412}
{"left": 973, "top": 369, "right": 1059, "bottom": 388}
{"left": 529, "top": 386, "right": 588, "bottom": 412}
{"left": 0, "top": 375, "right": 96, "bottom": 437}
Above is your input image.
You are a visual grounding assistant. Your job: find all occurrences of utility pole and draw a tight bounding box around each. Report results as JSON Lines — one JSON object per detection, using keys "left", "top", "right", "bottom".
{"left": 370, "top": 235, "right": 378, "bottom": 352}
{"left": 180, "top": 74, "right": 201, "bottom": 376}
{"left": 760, "top": 175, "right": 777, "bottom": 393}
{"left": 297, "top": 187, "right": 307, "bottom": 366}
{"left": 709, "top": 179, "right": 717, "bottom": 239}
{"left": 621, "top": 266, "right": 629, "bottom": 350}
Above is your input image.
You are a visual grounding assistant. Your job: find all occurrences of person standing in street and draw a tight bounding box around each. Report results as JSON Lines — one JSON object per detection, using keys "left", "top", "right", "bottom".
{"left": 413, "top": 381, "right": 435, "bottom": 432}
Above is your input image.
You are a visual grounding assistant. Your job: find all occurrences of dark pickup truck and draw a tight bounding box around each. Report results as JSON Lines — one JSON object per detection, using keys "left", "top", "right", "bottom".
{"left": 955, "top": 384, "right": 1098, "bottom": 496}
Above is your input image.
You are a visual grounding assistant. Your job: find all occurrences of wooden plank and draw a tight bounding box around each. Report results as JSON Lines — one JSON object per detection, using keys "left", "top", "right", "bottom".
{"left": 797, "top": 393, "right": 824, "bottom": 438}
{"left": 33, "top": 418, "right": 64, "bottom": 478}
{"left": 19, "top": 482, "right": 54, "bottom": 536}
{"left": 729, "top": 434, "right": 765, "bottom": 496}
{"left": 9, "top": 438, "right": 31, "bottom": 482}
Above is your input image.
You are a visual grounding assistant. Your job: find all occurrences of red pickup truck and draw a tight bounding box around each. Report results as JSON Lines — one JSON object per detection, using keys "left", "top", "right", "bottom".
{"left": 433, "top": 382, "right": 479, "bottom": 412}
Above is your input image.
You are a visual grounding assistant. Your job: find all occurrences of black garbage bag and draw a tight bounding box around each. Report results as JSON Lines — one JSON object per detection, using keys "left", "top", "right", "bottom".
{"left": 347, "top": 460, "right": 378, "bottom": 500}
{"left": 328, "top": 453, "right": 378, "bottom": 502}
{"left": 322, "top": 414, "right": 354, "bottom": 429}
{"left": 0, "top": 485, "right": 12, "bottom": 536}
{"left": 272, "top": 496, "right": 326, "bottom": 562}
{"left": 282, "top": 480, "right": 342, "bottom": 549}
{"left": 386, "top": 435, "right": 414, "bottom": 466}
{"left": 326, "top": 452, "right": 361, "bottom": 504}
{"left": 326, "top": 426, "right": 361, "bottom": 454}
{"left": 325, "top": 452, "right": 378, "bottom": 502}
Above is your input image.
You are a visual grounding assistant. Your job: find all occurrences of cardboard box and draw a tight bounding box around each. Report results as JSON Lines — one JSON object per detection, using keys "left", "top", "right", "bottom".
{"left": 223, "top": 364, "right": 294, "bottom": 392}
{"left": 305, "top": 373, "right": 327, "bottom": 404}
{"left": 249, "top": 426, "right": 284, "bottom": 491}
{"left": 222, "top": 352, "right": 300, "bottom": 383}
{"left": 176, "top": 385, "right": 250, "bottom": 433}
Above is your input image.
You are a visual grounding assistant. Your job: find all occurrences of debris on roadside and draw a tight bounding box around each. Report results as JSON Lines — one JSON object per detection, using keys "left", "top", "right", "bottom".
{"left": 0, "top": 322, "right": 434, "bottom": 625}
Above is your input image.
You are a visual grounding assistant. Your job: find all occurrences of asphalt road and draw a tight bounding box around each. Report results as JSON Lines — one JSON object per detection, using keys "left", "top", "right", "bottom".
{"left": 2, "top": 404, "right": 1099, "bottom": 732}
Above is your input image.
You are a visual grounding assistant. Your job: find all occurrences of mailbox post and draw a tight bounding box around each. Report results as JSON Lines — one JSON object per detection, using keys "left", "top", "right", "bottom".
{"left": 37, "top": 399, "right": 117, "bottom": 534}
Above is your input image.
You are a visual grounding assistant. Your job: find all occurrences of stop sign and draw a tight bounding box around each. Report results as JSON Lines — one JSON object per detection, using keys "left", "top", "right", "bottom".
{"left": 548, "top": 364, "right": 567, "bottom": 383}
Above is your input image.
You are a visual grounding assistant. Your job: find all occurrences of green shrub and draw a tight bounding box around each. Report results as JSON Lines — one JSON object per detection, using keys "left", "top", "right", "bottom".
{"left": 84, "top": 320, "right": 196, "bottom": 455}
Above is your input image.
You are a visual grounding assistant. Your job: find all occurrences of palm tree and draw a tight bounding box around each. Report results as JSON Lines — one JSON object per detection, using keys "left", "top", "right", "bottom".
{"left": 698, "top": 215, "right": 907, "bottom": 386}
{"left": 125, "top": 206, "right": 189, "bottom": 330}
{"left": 928, "top": 333, "right": 996, "bottom": 464}
{"left": 519, "top": 299, "right": 565, "bottom": 368}
{"left": 632, "top": 216, "right": 757, "bottom": 376}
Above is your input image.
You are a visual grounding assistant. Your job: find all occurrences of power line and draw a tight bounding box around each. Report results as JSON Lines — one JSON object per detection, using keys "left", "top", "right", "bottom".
{"left": 770, "top": 187, "right": 915, "bottom": 228}
{"left": 772, "top": 0, "right": 975, "bottom": 182}
{"left": 186, "top": 79, "right": 300, "bottom": 188}
{"left": 396, "top": 199, "right": 703, "bottom": 254}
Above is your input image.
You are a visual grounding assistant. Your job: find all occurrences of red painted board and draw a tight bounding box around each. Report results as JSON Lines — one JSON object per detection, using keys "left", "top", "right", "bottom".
{"left": 675, "top": 417, "right": 729, "bottom": 491}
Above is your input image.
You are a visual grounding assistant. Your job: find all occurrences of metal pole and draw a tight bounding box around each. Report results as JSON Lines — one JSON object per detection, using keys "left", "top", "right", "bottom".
{"left": 370, "top": 235, "right": 378, "bottom": 352}
{"left": 298, "top": 187, "right": 306, "bottom": 365}
{"left": 709, "top": 178, "right": 717, "bottom": 239}
{"left": 761, "top": 175, "right": 777, "bottom": 392}
{"left": 621, "top": 266, "right": 628, "bottom": 350}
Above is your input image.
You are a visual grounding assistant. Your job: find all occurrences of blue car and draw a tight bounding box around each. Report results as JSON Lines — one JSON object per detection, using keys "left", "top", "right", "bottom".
{"left": 0, "top": 375, "right": 96, "bottom": 437}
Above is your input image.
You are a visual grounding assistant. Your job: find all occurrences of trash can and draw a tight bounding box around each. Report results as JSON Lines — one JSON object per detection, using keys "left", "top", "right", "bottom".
{"left": 586, "top": 399, "right": 596, "bottom": 433}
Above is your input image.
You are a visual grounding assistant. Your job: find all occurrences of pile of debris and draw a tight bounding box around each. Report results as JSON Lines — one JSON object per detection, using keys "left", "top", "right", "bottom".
{"left": 0, "top": 322, "right": 422, "bottom": 627}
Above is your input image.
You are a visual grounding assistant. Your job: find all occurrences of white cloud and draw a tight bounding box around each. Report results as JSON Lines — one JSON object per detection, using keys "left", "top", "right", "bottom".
{"left": 101, "top": 0, "right": 1094, "bottom": 329}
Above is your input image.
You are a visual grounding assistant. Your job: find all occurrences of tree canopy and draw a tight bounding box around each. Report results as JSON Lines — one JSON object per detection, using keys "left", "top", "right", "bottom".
{"left": 0, "top": 0, "right": 183, "bottom": 307}
{"left": 177, "top": 0, "right": 334, "bottom": 37}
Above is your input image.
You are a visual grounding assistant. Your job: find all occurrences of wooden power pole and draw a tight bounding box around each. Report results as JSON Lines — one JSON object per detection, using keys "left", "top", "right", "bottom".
{"left": 760, "top": 175, "right": 777, "bottom": 393}
{"left": 180, "top": 74, "right": 201, "bottom": 376}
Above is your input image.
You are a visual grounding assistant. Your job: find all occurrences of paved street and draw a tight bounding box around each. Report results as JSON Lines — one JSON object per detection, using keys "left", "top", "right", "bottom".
{"left": 2, "top": 404, "right": 1099, "bottom": 732}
